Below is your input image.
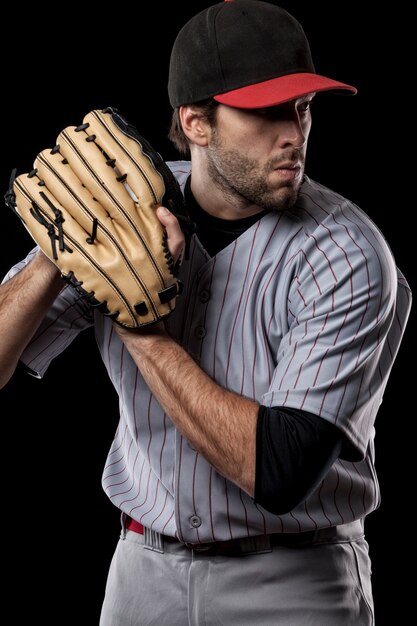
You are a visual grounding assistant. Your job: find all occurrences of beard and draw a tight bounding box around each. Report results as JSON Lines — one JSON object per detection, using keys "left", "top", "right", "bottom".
{"left": 206, "top": 131, "right": 305, "bottom": 213}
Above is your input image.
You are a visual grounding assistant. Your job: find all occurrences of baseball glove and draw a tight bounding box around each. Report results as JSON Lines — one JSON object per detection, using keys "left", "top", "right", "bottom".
{"left": 5, "top": 107, "right": 190, "bottom": 328}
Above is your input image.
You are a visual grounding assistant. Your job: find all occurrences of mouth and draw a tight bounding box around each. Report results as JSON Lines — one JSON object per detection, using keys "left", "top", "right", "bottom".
{"left": 274, "top": 161, "right": 301, "bottom": 170}
{"left": 272, "top": 162, "right": 302, "bottom": 181}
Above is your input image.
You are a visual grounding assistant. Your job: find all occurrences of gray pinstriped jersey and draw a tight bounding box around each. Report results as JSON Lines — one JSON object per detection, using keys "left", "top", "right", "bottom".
{"left": 3, "top": 161, "right": 411, "bottom": 542}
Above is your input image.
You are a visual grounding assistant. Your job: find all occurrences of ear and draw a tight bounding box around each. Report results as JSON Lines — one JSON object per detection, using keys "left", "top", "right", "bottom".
{"left": 179, "top": 106, "right": 211, "bottom": 147}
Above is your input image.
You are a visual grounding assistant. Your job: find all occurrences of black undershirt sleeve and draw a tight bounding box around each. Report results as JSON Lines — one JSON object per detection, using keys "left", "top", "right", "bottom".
{"left": 255, "top": 405, "right": 343, "bottom": 515}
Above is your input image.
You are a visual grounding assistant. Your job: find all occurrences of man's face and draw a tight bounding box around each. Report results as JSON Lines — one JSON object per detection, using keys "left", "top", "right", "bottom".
{"left": 206, "top": 96, "right": 313, "bottom": 213}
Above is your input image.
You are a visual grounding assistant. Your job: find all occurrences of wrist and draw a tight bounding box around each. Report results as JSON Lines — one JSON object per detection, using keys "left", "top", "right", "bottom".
{"left": 33, "top": 250, "right": 62, "bottom": 283}
{"left": 114, "top": 321, "right": 169, "bottom": 344}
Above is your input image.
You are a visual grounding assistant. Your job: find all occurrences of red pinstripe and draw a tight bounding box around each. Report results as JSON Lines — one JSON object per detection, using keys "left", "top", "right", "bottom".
{"left": 129, "top": 466, "right": 152, "bottom": 515}
{"left": 103, "top": 441, "right": 133, "bottom": 487}
{"left": 139, "top": 479, "right": 161, "bottom": 525}
{"left": 278, "top": 342, "right": 298, "bottom": 390}
{"left": 25, "top": 290, "right": 89, "bottom": 350}
{"left": 150, "top": 489, "right": 171, "bottom": 532}
{"left": 294, "top": 314, "right": 329, "bottom": 389}
{"left": 208, "top": 467, "right": 216, "bottom": 541}
{"left": 338, "top": 204, "right": 384, "bottom": 322}
{"left": 264, "top": 314, "right": 274, "bottom": 385}
{"left": 26, "top": 313, "right": 85, "bottom": 369}
{"left": 254, "top": 503, "right": 268, "bottom": 535}
{"left": 191, "top": 452, "right": 202, "bottom": 542}
{"left": 288, "top": 511, "right": 301, "bottom": 532}
{"left": 196, "top": 257, "right": 216, "bottom": 362}
{"left": 302, "top": 500, "right": 318, "bottom": 531}
{"left": 239, "top": 218, "right": 282, "bottom": 395}
{"left": 179, "top": 237, "right": 198, "bottom": 341}
{"left": 212, "top": 246, "right": 235, "bottom": 378}
{"left": 176, "top": 436, "right": 185, "bottom": 540}
{"left": 146, "top": 395, "right": 154, "bottom": 463}
{"left": 138, "top": 411, "right": 170, "bottom": 524}
{"left": 106, "top": 325, "right": 115, "bottom": 383}
{"left": 339, "top": 460, "right": 355, "bottom": 519}
{"left": 117, "top": 456, "right": 146, "bottom": 507}
{"left": 132, "top": 368, "right": 140, "bottom": 442}
{"left": 331, "top": 466, "right": 344, "bottom": 525}
{"left": 224, "top": 479, "right": 234, "bottom": 540}
{"left": 105, "top": 450, "right": 139, "bottom": 494}
{"left": 309, "top": 234, "right": 338, "bottom": 281}
{"left": 254, "top": 228, "right": 302, "bottom": 396}
{"left": 317, "top": 479, "right": 333, "bottom": 526}
{"left": 103, "top": 423, "right": 128, "bottom": 471}
{"left": 298, "top": 250, "right": 322, "bottom": 295}
{"left": 225, "top": 221, "right": 261, "bottom": 387}
{"left": 238, "top": 489, "right": 251, "bottom": 537}
{"left": 161, "top": 509, "right": 175, "bottom": 536}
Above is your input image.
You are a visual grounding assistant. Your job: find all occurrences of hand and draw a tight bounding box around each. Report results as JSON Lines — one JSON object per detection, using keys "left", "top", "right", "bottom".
{"left": 114, "top": 206, "right": 184, "bottom": 338}
{"left": 7, "top": 108, "right": 188, "bottom": 329}
{"left": 156, "top": 206, "right": 185, "bottom": 267}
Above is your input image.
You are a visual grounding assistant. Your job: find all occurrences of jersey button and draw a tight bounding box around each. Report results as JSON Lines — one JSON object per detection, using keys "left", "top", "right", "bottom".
{"left": 199, "top": 289, "right": 211, "bottom": 303}
{"left": 190, "top": 515, "right": 202, "bottom": 528}
{"left": 195, "top": 326, "right": 206, "bottom": 339}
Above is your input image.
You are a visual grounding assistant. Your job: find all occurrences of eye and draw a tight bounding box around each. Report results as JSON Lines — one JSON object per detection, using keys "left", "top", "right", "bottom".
{"left": 254, "top": 106, "right": 286, "bottom": 120}
{"left": 254, "top": 108, "right": 271, "bottom": 117}
{"left": 298, "top": 101, "right": 313, "bottom": 114}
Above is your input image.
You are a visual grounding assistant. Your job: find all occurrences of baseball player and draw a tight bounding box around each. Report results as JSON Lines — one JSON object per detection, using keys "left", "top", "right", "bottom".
{"left": 0, "top": 1, "right": 411, "bottom": 624}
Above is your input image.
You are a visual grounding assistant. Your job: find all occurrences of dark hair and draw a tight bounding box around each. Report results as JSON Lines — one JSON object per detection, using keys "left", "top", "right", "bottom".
{"left": 168, "top": 99, "right": 219, "bottom": 157}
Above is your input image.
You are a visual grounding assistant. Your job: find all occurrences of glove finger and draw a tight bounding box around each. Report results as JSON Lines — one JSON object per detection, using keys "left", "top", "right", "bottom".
{"left": 13, "top": 171, "right": 158, "bottom": 327}
{"left": 57, "top": 112, "right": 165, "bottom": 223}
{"left": 35, "top": 147, "right": 167, "bottom": 268}
{"left": 81, "top": 110, "right": 180, "bottom": 279}
{"left": 83, "top": 109, "right": 165, "bottom": 211}
{"left": 33, "top": 135, "right": 177, "bottom": 314}
{"left": 8, "top": 106, "right": 183, "bottom": 329}
{"left": 34, "top": 149, "right": 146, "bottom": 263}
{"left": 56, "top": 121, "right": 157, "bottom": 225}
{"left": 13, "top": 170, "right": 90, "bottom": 261}
{"left": 36, "top": 138, "right": 173, "bottom": 283}
{"left": 56, "top": 112, "right": 177, "bottom": 290}
{"left": 35, "top": 148, "right": 112, "bottom": 234}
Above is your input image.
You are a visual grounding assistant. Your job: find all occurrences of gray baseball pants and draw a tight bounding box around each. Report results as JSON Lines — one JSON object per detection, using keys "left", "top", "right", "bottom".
{"left": 100, "top": 519, "right": 374, "bottom": 625}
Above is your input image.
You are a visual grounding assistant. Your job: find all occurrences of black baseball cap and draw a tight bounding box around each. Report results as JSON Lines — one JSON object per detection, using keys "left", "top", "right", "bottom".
{"left": 168, "top": 0, "right": 357, "bottom": 109}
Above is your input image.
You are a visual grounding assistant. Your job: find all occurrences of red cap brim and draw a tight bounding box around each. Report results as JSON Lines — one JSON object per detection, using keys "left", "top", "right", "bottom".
{"left": 213, "top": 72, "right": 357, "bottom": 108}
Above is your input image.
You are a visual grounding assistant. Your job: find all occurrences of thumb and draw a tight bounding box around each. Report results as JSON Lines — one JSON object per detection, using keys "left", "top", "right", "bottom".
{"left": 156, "top": 206, "right": 184, "bottom": 266}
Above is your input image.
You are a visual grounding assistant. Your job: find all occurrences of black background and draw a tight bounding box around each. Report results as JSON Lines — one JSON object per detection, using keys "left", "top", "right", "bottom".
{"left": 0, "top": 2, "right": 413, "bottom": 623}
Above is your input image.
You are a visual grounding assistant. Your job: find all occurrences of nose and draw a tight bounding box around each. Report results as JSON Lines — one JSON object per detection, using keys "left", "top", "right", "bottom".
{"left": 275, "top": 114, "right": 307, "bottom": 150}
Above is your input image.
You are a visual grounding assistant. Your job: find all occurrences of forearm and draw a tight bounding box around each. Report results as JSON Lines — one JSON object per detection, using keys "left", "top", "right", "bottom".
{"left": 118, "top": 328, "right": 258, "bottom": 495}
{"left": 0, "top": 251, "right": 63, "bottom": 388}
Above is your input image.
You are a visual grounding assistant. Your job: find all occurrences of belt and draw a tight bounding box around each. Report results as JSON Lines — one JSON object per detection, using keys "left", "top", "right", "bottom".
{"left": 125, "top": 516, "right": 364, "bottom": 556}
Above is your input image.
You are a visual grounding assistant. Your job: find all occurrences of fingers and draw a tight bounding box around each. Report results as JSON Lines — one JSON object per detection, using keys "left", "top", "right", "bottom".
{"left": 157, "top": 206, "right": 185, "bottom": 266}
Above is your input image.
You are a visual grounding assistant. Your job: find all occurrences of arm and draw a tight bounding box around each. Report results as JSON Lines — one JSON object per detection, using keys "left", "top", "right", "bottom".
{"left": 0, "top": 204, "right": 182, "bottom": 390}
{"left": 115, "top": 327, "right": 345, "bottom": 506}
{"left": 113, "top": 209, "right": 257, "bottom": 495}
{"left": 115, "top": 210, "right": 344, "bottom": 503}
{"left": 0, "top": 250, "right": 63, "bottom": 388}
{"left": 115, "top": 325, "right": 258, "bottom": 495}
{"left": 255, "top": 406, "right": 342, "bottom": 514}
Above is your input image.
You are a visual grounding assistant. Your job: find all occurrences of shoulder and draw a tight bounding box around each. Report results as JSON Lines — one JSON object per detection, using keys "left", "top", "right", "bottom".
{"left": 288, "top": 178, "right": 412, "bottom": 324}
{"left": 166, "top": 160, "right": 191, "bottom": 193}
{"left": 292, "top": 177, "right": 401, "bottom": 278}
{"left": 294, "top": 177, "right": 388, "bottom": 244}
